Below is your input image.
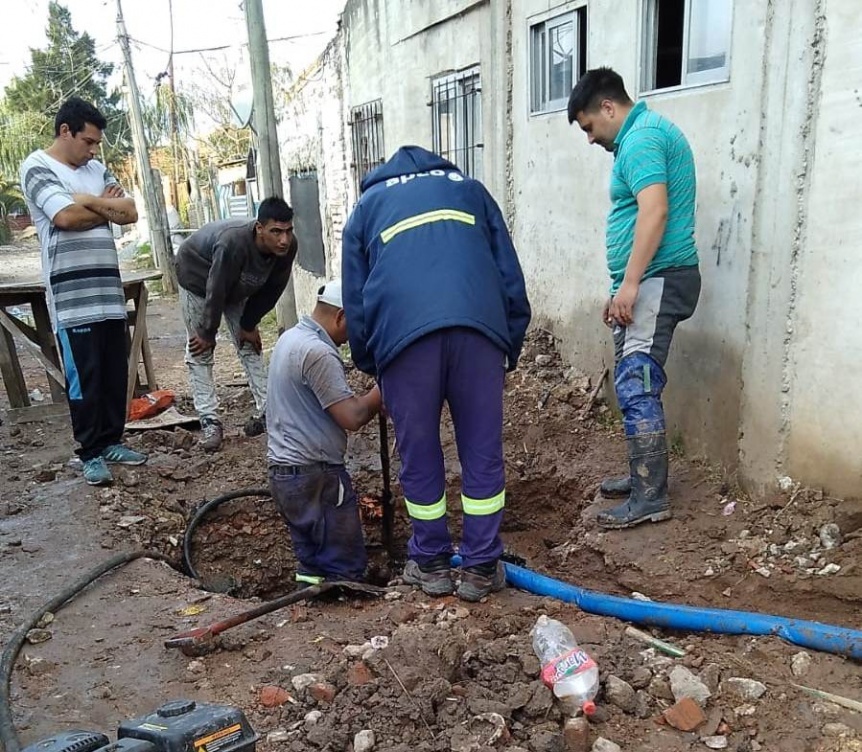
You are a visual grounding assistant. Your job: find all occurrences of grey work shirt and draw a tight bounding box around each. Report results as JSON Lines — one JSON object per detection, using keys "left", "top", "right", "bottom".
{"left": 266, "top": 316, "right": 354, "bottom": 466}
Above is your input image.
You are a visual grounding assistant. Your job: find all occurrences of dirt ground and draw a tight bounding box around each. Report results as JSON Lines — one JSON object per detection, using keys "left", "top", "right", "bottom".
{"left": 2, "top": 246, "right": 862, "bottom": 752}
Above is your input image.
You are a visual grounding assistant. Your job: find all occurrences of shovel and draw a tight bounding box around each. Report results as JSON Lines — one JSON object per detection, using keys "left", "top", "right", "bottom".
{"left": 164, "top": 580, "right": 386, "bottom": 656}
{"left": 379, "top": 413, "right": 395, "bottom": 559}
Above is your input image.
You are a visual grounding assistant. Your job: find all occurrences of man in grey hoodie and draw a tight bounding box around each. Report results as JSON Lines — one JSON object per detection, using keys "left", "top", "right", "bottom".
{"left": 175, "top": 197, "right": 296, "bottom": 451}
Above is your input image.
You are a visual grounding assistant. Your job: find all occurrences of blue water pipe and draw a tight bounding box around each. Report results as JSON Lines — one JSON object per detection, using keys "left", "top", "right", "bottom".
{"left": 453, "top": 556, "right": 862, "bottom": 660}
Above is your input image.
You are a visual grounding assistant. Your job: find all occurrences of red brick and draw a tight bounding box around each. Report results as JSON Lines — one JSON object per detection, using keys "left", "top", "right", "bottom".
{"left": 309, "top": 681, "right": 338, "bottom": 704}
{"left": 663, "top": 697, "right": 707, "bottom": 732}
{"left": 347, "top": 661, "right": 375, "bottom": 686}
{"left": 259, "top": 685, "right": 291, "bottom": 708}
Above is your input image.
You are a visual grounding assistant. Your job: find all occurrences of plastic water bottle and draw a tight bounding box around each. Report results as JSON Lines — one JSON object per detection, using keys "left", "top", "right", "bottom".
{"left": 531, "top": 615, "right": 599, "bottom": 716}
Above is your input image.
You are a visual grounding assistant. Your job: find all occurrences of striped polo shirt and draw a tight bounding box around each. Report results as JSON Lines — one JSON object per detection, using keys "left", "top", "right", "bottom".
{"left": 606, "top": 101, "right": 698, "bottom": 294}
{"left": 20, "top": 151, "right": 126, "bottom": 331}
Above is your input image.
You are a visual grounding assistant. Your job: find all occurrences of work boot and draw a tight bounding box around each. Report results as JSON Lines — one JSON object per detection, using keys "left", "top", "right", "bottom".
{"left": 457, "top": 559, "right": 507, "bottom": 602}
{"left": 82, "top": 456, "right": 113, "bottom": 486}
{"left": 402, "top": 555, "right": 454, "bottom": 597}
{"left": 243, "top": 413, "right": 266, "bottom": 437}
{"left": 596, "top": 432, "right": 672, "bottom": 529}
{"left": 200, "top": 418, "right": 223, "bottom": 452}
{"left": 599, "top": 475, "right": 631, "bottom": 497}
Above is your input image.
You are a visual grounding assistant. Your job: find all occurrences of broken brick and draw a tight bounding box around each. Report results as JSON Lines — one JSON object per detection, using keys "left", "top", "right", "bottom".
{"left": 309, "top": 681, "right": 338, "bottom": 704}
{"left": 663, "top": 697, "right": 707, "bottom": 732}
{"left": 347, "top": 661, "right": 375, "bottom": 686}
{"left": 259, "top": 685, "right": 292, "bottom": 708}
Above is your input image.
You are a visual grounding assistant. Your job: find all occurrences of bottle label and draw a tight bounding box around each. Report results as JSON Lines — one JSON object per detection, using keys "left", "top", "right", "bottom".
{"left": 540, "top": 648, "right": 597, "bottom": 688}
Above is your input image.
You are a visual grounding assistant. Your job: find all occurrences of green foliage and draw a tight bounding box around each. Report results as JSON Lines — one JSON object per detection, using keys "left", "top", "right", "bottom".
{"left": 0, "top": 176, "right": 25, "bottom": 243}
{"left": 142, "top": 81, "right": 194, "bottom": 148}
{"left": 1, "top": 2, "right": 131, "bottom": 174}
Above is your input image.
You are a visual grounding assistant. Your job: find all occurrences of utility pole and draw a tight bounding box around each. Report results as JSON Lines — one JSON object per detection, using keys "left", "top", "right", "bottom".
{"left": 166, "top": 0, "right": 182, "bottom": 213}
{"left": 116, "top": 0, "right": 178, "bottom": 294}
{"left": 245, "top": 0, "right": 297, "bottom": 331}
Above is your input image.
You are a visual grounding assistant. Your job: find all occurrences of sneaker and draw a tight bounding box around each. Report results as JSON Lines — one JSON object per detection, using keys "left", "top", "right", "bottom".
{"left": 82, "top": 456, "right": 113, "bottom": 486}
{"left": 402, "top": 555, "right": 455, "bottom": 597}
{"left": 243, "top": 414, "right": 266, "bottom": 437}
{"left": 200, "top": 418, "right": 223, "bottom": 452}
{"left": 101, "top": 444, "right": 148, "bottom": 466}
{"left": 456, "top": 560, "right": 507, "bottom": 602}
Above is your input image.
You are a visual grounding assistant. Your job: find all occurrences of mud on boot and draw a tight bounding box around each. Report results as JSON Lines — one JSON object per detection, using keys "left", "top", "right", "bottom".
{"left": 596, "top": 432, "right": 672, "bottom": 530}
{"left": 402, "top": 555, "right": 454, "bottom": 597}
{"left": 456, "top": 559, "right": 506, "bottom": 602}
{"left": 200, "top": 418, "right": 224, "bottom": 452}
{"left": 599, "top": 475, "right": 631, "bottom": 498}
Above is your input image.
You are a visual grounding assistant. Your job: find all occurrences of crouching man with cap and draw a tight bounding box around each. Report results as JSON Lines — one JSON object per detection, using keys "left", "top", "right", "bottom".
{"left": 266, "top": 280, "right": 382, "bottom": 585}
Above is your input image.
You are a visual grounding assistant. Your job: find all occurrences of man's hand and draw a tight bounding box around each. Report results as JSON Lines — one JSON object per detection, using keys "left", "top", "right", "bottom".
{"left": 239, "top": 327, "right": 262, "bottom": 354}
{"left": 188, "top": 334, "right": 216, "bottom": 357}
{"left": 609, "top": 280, "right": 640, "bottom": 326}
{"left": 602, "top": 298, "right": 614, "bottom": 328}
{"left": 102, "top": 184, "right": 124, "bottom": 199}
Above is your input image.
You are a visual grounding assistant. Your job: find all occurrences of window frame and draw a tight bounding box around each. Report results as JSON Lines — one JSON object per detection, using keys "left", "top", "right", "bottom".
{"left": 430, "top": 66, "right": 483, "bottom": 180}
{"left": 349, "top": 99, "right": 385, "bottom": 198}
{"left": 528, "top": 4, "right": 588, "bottom": 116}
{"left": 640, "top": 0, "right": 734, "bottom": 95}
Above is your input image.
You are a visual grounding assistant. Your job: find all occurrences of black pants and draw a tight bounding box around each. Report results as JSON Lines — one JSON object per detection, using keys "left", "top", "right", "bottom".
{"left": 57, "top": 319, "right": 128, "bottom": 460}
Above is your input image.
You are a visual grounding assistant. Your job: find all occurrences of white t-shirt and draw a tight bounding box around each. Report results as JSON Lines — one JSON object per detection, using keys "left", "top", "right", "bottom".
{"left": 20, "top": 150, "right": 126, "bottom": 331}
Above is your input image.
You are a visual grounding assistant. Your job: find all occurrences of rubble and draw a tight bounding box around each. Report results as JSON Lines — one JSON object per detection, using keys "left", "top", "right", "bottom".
{"left": 353, "top": 730, "right": 376, "bottom": 752}
{"left": 720, "top": 678, "right": 767, "bottom": 702}
{"left": 790, "top": 652, "right": 812, "bottom": 678}
{"left": 663, "top": 697, "right": 707, "bottom": 732}
{"left": 603, "top": 675, "right": 637, "bottom": 714}
{"left": 669, "top": 666, "right": 712, "bottom": 705}
{"left": 590, "top": 738, "right": 621, "bottom": 752}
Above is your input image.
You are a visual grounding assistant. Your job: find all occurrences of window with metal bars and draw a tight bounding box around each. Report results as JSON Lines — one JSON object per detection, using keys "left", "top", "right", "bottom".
{"left": 349, "top": 100, "right": 385, "bottom": 197}
{"left": 431, "top": 67, "right": 483, "bottom": 180}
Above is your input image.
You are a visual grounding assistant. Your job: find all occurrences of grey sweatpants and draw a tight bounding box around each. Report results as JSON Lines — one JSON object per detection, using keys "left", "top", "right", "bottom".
{"left": 179, "top": 287, "right": 268, "bottom": 422}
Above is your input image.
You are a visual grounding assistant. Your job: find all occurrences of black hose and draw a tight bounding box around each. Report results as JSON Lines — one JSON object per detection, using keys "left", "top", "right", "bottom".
{"left": 0, "top": 550, "right": 167, "bottom": 752}
{"left": 181, "top": 488, "right": 272, "bottom": 581}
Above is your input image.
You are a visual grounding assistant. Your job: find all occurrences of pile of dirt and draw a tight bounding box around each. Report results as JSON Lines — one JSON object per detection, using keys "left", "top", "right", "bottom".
{"left": 4, "top": 311, "right": 862, "bottom": 752}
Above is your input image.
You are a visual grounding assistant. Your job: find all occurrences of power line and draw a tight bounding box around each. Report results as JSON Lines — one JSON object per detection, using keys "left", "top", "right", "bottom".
{"left": 127, "top": 31, "right": 328, "bottom": 56}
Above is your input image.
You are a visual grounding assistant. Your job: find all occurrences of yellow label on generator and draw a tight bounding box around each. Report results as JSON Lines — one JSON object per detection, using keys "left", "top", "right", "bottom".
{"left": 194, "top": 724, "right": 243, "bottom": 752}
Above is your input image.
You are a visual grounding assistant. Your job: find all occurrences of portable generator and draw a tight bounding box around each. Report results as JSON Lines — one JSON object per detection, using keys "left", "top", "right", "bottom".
{"left": 21, "top": 700, "right": 257, "bottom": 752}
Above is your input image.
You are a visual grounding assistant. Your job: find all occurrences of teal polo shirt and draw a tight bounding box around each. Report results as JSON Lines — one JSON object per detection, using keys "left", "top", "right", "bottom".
{"left": 606, "top": 100, "right": 698, "bottom": 294}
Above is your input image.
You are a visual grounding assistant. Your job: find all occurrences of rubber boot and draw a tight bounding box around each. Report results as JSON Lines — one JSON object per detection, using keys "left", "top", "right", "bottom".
{"left": 599, "top": 476, "right": 631, "bottom": 498}
{"left": 596, "top": 432, "right": 671, "bottom": 529}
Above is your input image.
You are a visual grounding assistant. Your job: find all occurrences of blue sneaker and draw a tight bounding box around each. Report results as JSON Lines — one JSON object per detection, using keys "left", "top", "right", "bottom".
{"left": 83, "top": 456, "right": 113, "bottom": 486}
{"left": 101, "top": 444, "right": 148, "bottom": 466}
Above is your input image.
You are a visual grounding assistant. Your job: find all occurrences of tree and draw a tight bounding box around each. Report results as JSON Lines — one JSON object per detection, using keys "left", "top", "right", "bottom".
{"left": 2, "top": 2, "right": 131, "bottom": 170}
{"left": 0, "top": 177, "right": 25, "bottom": 243}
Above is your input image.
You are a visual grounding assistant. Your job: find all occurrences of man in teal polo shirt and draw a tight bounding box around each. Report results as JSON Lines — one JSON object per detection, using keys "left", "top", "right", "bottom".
{"left": 567, "top": 67, "right": 701, "bottom": 529}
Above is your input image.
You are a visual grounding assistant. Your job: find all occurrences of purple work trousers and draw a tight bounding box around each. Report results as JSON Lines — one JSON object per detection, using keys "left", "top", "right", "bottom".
{"left": 379, "top": 327, "right": 506, "bottom": 569}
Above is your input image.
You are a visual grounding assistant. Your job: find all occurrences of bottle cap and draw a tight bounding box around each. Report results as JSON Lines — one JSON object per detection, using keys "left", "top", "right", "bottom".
{"left": 582, "top": 700, "right": 597, "bottom": 716}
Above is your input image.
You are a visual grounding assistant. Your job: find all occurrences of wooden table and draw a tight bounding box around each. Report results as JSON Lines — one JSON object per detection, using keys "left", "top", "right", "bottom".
{"left": 0, "top": 269, "right": 162, "bottom": 422}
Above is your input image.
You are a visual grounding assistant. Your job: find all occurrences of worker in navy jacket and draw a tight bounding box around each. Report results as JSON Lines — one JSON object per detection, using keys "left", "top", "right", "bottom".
{"left": 342, "top": 145, "right": 531, "bottom": 602}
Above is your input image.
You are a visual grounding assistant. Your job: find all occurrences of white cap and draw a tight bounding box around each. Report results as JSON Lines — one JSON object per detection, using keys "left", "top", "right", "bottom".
{"left": 317, "top": 279, "right": 343, "bottom": 309}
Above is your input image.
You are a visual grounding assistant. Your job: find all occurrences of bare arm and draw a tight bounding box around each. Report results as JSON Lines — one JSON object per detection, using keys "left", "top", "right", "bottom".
{"left": 72, "top": 193, "right": 139, "bottom": 225}
{"left": 52, "top": 204, "right": 110, "bottom": 231}
{"left": 609, "top": 183, "right": 668, "bottom": 325}
{"left": 326, "top": 385, "right": 382, "bottom": 432}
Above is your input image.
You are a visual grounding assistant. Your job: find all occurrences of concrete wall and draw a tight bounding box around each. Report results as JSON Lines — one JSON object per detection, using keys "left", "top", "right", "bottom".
{"left": 512, "top": 0, "right": 768, "bottom": 471}
{"left": 343, "top": 0, "right": 510, "bottom": 202}
{"left": 283, "top": 0, "right": 862, "bottom": 495}
{"left": 278, "top": 34, "right": 352, "bottom": 316}
{"left": 783, "top": 0, "right": 862, "bottom": 495}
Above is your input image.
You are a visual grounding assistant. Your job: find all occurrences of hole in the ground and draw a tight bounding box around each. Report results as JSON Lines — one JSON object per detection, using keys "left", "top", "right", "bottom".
{"left": 183, "top": 488, "right": 402, "bottom": 599}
